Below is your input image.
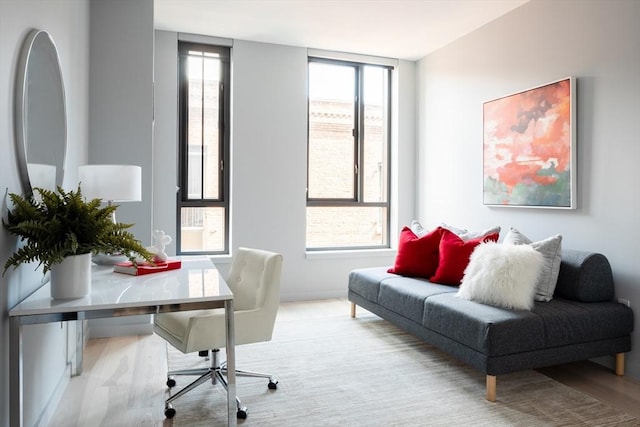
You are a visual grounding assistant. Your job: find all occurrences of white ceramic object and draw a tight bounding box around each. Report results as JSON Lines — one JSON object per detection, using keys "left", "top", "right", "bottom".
{"left": 50, "top": 253, "right": 92, "bottom": 299}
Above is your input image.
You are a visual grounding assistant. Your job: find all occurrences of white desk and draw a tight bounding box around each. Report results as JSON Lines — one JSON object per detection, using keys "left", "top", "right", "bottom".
{"left": 9, "top": 257, "right": 236, "bottom": 427}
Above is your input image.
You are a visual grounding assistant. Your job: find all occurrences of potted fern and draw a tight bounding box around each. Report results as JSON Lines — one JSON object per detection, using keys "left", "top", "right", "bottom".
{"left": 3, "top": 185, "right": 152, "bottom": 299}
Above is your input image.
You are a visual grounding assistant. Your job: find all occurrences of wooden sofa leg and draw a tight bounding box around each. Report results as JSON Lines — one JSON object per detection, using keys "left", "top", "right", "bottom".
{"left": 486, "top": 375, "right": 496, "bottom": 402}
{"left": 616, "top": 353, "right": 625, "bottom": 376}
{"left": 350, "top": 302, "right": 356, "bottom": 318}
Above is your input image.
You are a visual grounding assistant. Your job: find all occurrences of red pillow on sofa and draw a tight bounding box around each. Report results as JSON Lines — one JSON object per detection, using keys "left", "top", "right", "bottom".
{"left": 429, "top": 229, "right": 499, "bottom": 285}
{"left": 388, "top": 226, "right": 444, "bottom": 279}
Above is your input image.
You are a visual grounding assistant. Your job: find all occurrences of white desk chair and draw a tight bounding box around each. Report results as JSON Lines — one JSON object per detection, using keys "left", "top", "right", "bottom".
{"left": 154, "top": 247, "right": 283, "bottom": 419}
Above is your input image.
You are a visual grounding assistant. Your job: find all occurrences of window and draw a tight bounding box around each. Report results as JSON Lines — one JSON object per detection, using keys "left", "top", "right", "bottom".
{"left": 177, "top": 42, "right": 230, "bottom": 254}
{"left": 306, "top": 58, "right": 391, "bottom": 249}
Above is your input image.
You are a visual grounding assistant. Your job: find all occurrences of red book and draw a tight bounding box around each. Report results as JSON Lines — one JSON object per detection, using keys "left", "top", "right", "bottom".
{"left": 113, "top": 259, "right": 182, "bottom": 276}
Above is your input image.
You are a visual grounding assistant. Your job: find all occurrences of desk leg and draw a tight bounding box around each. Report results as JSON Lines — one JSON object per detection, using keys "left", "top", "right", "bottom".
{"left": 9, "top": 317, "right": 23, "bottom": 427}
{"left": 75, "top": 317, "right": 86, "bottom": 375}
{"left": 225, "top": 299, "right": 237, "bottom": 427}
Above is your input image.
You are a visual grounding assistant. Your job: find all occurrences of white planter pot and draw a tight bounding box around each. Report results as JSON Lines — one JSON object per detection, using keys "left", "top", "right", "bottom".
{"left": 50, "top": 253, "right": 92, "bottom": 299}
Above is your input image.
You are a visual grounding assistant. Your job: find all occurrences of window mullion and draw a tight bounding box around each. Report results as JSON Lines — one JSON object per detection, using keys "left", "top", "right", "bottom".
{"left": 200, "top": 56, "right": 205, "bottom": 200}
{"left": 353, "top": 65, "right": 361, "bottom": 203}
{"left": 352, "top": 94, "right": 358, "bottom": 201}
{"left": 218, "top": 77, "right": 224, "bottom": 201}
{"left": 357, "top": 65, "right": 365, "bottom": 204}
{"left": 179, "top": 53, "right": 189, "bottom": 203}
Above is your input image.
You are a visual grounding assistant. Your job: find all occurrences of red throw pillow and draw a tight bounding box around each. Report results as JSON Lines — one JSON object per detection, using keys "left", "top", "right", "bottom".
{"left": 429, "top": 229, "right": 499, "bottom": 285}
{"left": 388, "top": 227, "right": 444, "bottom": 278}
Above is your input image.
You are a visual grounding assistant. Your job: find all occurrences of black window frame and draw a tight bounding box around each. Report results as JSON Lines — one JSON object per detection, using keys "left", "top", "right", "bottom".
{"left": 306, "top": 57, "right": 392, "bottom": 250}
{"left": 176, "top": 41, "right": 231, "bottom": 255}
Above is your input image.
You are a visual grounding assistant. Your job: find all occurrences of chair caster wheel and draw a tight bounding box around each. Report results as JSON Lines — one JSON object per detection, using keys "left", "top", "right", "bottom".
{"left": 166, "top": 377, "right": 176, "bottom": 388}
{"left": 237, "top": 407, "right": 248, "bottom": 419}
{"left": 164, "top": 406, "right": 176, "bottom": 419}
{"left": 268, "top": 380, "right": 278, "bottom": 390}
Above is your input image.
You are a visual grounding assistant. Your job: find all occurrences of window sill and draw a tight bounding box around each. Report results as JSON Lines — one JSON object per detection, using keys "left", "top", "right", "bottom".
{"left": 305, "top": 248, "right": 396, "bottom": 260}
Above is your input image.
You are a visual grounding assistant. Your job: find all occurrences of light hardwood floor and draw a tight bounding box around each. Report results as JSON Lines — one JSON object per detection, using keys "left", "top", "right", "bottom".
{"left": 50, "top": 299, "right": 640, "bottom": 424}
{"left": 538, "top": 361, "right": 640, "bottom": 419}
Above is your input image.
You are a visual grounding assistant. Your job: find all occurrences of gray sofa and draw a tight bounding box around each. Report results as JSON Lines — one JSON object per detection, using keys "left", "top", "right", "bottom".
{"left": 348, "top": 249, "right": 634, "bottom": 401}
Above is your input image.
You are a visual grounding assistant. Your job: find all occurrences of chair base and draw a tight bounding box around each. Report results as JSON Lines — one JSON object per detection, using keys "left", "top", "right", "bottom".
{"left": 163, "top": 349, "right": 278, "bottom": 419}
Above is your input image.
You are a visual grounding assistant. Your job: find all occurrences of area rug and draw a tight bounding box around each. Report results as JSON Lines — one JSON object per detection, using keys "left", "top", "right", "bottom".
{"left": 166, "top": 311, "right": 638, "bottom": 426}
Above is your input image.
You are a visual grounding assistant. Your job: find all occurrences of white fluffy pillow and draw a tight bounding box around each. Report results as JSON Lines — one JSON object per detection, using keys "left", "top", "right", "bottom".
{"left": 457, "top": 242, "right": 544, "bottom": 310}
{"left": 503, "top": 227, "right": 562, "bottom": 302}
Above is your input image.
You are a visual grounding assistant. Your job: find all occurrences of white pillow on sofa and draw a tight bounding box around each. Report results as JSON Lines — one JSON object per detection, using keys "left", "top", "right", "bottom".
{"left": 410, "top": 220, "right": 429, "bottom": 238}
{"left": 503, "top": 227, "right": 563, "bottom": 302}
{"left": 441, "top": 223, "right": 501, "bottom": 241}
{"left": 410, "top": 220, "right": 501, "bottom": 242}
{"left": 457, "top": 242, "right": 543, "bottom": 310}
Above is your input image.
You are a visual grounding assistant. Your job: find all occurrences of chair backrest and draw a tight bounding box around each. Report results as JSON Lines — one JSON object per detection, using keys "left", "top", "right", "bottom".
{"left": 154, "top": 247, "right": 283, "bottom": 353}
{"left": 226, "top": 247, "right": 283, "bottom": 312}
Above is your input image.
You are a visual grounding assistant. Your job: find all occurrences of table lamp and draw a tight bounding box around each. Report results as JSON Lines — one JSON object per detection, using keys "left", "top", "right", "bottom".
{"left": 78, "top": 164, "right": 142, "bottom": 264}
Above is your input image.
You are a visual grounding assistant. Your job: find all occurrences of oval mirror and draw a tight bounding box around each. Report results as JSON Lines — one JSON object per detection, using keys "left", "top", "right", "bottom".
{"left": 14, "top": 29, "right": 67, "bottom": 197}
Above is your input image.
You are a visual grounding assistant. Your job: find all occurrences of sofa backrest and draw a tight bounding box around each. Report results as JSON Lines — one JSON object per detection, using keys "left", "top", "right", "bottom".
{"left": 555, "top": 249, "right": 614, "bottom": 302}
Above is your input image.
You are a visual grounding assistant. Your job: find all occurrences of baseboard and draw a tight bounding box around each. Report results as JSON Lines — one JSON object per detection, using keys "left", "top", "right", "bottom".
{"left": 280, "top": 290, "right": 347, "bottom": 302}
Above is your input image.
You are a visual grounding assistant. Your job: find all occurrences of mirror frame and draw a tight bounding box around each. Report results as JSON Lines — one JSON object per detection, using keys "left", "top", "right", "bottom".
{"left": 14, "top": 29, "right": 67, "bottom": 198}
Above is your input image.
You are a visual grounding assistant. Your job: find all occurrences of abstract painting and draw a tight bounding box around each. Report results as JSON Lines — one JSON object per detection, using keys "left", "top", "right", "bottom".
{"left": 483, "top": 77, "right": 576, "bottom": 208}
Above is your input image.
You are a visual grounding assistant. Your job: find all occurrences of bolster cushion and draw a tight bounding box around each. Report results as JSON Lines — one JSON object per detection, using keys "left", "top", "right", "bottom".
{"left": 554, "top": 250, "right": 614, "bottom": 302}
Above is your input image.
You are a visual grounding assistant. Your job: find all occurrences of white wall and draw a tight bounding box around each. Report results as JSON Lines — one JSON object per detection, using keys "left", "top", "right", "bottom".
{"left": 0, "top": 1, "right": 90, "bottom": 425}
{"left": 89, "top": 0, "right": 154, "bottom": 244}
{"left": 152, "top": 30, "right": 178, "bottom": 249}
{"left": 417, "top": 0, "right": 640, "bottom": 378}
{"left": 154, "top": 33, "right": 417, "bottom": 300}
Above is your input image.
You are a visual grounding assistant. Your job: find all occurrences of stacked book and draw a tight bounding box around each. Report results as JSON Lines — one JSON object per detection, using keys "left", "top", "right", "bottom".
{"left": 114, "top": 259, "right": 181, "bottom": 276}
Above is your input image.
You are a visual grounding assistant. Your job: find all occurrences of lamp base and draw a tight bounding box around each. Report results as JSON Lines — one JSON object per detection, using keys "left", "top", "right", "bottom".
{"left": 92, "top": 253, "right": 129, "bottom": 266}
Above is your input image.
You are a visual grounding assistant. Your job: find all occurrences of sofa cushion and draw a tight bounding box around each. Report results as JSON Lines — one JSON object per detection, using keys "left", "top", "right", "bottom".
{"left": 442, "top": 223, "right": 501, "bottom": 241}
{"left": 387, "top": 226, "right": 444, "bottom": 279}
{"left": 532, "top": 298, "right": 634, "bottom": 347}
{"left": 457, "top": 242, "right": 543, "bottom": 310}
{"left": 504, "top": 227, "right": 563, "bottom": 302}
{"left": 410, "top": 221, "right": 500, "bottom": 241}
{"left": 378, "top": 277, "right": 456, "bottom": 324}
{"left": 554, "top": 250, "right": 614, "bottom": 302}
{"left": 348, "top": 267, "right": 395, "bottom": 304}
{"left": 423, "top": 292, "right": 634, "bottom": 357}
{"left": 410, "top": 220, "right": 429, "bottom": 237}
{"left": 430, "top": 229, "right": 499, "bottom": 285}
{"left": 424, "top": 293, "right": 546, "bottom": 356}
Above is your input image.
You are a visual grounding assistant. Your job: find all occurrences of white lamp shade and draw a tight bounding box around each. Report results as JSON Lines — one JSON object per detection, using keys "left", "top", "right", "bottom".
{"left": 78, "top": 164, "right": 141, "bottom": 202}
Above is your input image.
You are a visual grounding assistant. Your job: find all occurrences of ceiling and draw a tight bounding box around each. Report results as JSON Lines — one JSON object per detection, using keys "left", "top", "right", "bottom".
{"left": 154, "top": 0, "right": 529, "bottom": 61}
